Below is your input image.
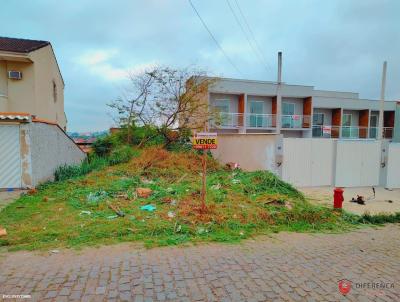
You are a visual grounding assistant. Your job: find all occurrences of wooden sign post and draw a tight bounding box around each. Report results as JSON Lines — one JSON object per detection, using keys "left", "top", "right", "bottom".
{"left": 193, "top": 132, "right": 218, "bottom": 212}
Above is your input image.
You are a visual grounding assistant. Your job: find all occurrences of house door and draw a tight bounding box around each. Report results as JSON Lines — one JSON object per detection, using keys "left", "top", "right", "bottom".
{"left": 342, "top": 114, "right": 353, "bottom": 138}
{"left": 249, "top": 101, "right": 264, "bottom": 127}
{"left": 369, "top": 115, "right": 378, "bottom": 139}
{"left": 0, "top": 125, "right": 22, "bottom": 188}
{"left": 312, "top": 113, "right": 324, "bottom": 137}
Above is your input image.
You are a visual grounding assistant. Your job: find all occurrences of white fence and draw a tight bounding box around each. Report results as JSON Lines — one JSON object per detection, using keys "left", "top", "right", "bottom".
{"left": 386, "top": 143, "right": 400, "bottom": 189}
{"left": 335, "top": 140, "right": 381, "bottom": 187}
{"left": 282, "top": 138, "right": 388, "bottom": 187}
{"left": 282, "top": 139, "right": 334, "bottom": 187}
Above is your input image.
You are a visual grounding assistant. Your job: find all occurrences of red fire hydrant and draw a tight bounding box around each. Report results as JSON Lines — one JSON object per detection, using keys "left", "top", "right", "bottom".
{"left": 333, "top": 188, "right": 344, "bottom": 209}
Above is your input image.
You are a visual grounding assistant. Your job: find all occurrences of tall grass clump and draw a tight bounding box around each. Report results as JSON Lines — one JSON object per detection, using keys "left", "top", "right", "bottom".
{"left": 55, "top": 146, "right": 139, "bottom": 181}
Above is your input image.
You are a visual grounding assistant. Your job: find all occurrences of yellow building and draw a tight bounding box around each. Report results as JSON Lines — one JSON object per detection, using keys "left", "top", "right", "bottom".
{"left": 0, "top": 37, "right": 67, "bottom": 129}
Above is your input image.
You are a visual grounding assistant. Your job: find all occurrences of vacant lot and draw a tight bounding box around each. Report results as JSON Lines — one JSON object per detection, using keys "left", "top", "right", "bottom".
{"left": 0, "top": 147, "right": 358, "bottom": 251}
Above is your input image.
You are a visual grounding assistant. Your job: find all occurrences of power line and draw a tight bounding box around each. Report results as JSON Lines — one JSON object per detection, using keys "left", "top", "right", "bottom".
{"left": 225, "top": 0, "right": 268, "bottom": 72}
{"left": 188, "top": 0, "right": 244, "bottom": 77}
{"left": 233, "top": 0, "right": 271, "bottom": 70}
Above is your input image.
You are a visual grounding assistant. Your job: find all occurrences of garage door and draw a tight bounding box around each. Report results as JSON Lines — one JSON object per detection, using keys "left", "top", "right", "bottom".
{"left": 0, "top": 125, "right": 22, "bottom": 188}
{"left": 282, "top": 138, "right": 334, "bottom": 187}
{"left": 386, "top": 143, "right": 400, "bottom": 189}
{"left": 335, "top": 140, "right": 380, "bottom": 187}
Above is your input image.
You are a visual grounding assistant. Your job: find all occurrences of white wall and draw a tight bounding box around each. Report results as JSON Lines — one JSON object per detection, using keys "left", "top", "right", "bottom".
{"left": 28, "top": 122, "right": 86, "bottom": 186}
{"left": 386, "top": 143, "right": 400, "bottom": 189}
{"left": 335, "top": 140, "right": 381, "bottom": 187}
{"left": 282, "top": 138, "right": 335, "bottom": 186}
{"left": 211, "top": 134, "right": 279, "bottom": 173}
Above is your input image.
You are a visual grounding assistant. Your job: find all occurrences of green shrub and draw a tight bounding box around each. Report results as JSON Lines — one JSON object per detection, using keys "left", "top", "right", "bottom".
{"left": 92, "top": 136, "right": 114, "bottom": 156}
{"left": 359, "top": 212, "right": 400, "bottom": 224}
{"left": 54, "top": 156, "right": 108, "bottom": 181}
{"left": 54, "top": 147, "right": 138, "bottom": 182}
{"left": 108, "top": 146, "right": 139, "bottom": 165}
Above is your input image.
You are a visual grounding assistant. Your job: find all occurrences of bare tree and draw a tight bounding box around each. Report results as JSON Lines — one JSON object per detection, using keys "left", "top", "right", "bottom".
{"left": 109, "top": 66, "right": 215, "bottom": 145}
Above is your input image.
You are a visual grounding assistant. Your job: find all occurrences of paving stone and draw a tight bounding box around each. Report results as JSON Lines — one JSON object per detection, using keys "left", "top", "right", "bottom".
{"left": 0, "top": 225, "right": 399, "bottom": 301}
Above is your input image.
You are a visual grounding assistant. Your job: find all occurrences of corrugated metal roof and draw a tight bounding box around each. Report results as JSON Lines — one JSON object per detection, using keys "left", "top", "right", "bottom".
{"left": 0, "top": 114, "right": 30, "bottom": 121}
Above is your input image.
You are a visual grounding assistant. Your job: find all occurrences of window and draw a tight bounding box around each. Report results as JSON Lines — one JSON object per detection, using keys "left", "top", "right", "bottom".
{"left": 370, "top": 114, "right": 378, "bottom": 127}
{"left": 52, "top": 80, "right": 57, "bottom": 103}
{"left": 313, "top": 113, "right": 324, "bottom": 125}
{"left": 282, "top": 102, "right": 295, "bottom": 115}
{"left": 214, "top": 99, "right": 231, "bottom": 126}
{"left": 369, "top": 114, "right": 378, "bottom": 139}
{"left": 248, "top": 100, "right": 264, "bottom": 127}
{"left": 214, "top": 99, "right": 230, "bottom": 113}
{"left": 342, "top": 114, "right": 352, "bottom": 126}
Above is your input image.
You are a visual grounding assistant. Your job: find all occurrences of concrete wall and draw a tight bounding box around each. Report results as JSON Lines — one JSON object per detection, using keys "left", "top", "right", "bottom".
{"left": 0, "top": 61, "right": 8, "bottom": 111}
{"left": 211, "top": 134, "right": 279, "bottom": 172}
{"left": 3, "top": 60, "right": 36, "bottom": 114}
{"left": 30, "top": 46, "right": 66, "bottom": 129}
{"left": 386, "top": 143, "right": 400, "bottom": 188}
{"left": 28, "top": 122, "right": 85, "bottom": 186}
{"left": 282, "top": 138, "right": 335, "bottom": 186}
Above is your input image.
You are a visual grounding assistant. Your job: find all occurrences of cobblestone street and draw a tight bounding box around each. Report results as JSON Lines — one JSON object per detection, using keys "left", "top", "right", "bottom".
{"left": 0, "top": 225, "right": 399, "bottom": 301}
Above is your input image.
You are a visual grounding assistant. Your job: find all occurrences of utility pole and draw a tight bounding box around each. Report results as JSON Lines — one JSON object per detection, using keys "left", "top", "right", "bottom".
{"left": 276, "top": 52, "right": 282, "bottom": 134}
{"left": 378, "top": 61, "right": 387, "bottom": 140}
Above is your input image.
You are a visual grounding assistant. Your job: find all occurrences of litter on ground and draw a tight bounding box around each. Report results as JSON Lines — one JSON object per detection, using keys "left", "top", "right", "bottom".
{"left": 140, "top": 204, "right": 156, "bottom": 212}
{"left": 0, "top": 228, "right": 7, "bottom": 237}
{"left": 87, "top": 191, "right": 108, "bottom": 203}
{"left": 80, "top": 210, "right": 92, "bottom": 216}
{"left": 136, "top": 188, "right": 153, "bottom": 198}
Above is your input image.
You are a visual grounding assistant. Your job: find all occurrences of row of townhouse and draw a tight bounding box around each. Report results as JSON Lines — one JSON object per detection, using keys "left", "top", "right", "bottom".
{"left": 202, "top": 77, "right": 399, "bottom": 140}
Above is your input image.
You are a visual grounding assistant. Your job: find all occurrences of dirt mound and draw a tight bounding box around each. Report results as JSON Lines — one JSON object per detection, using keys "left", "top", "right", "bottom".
{"left": 127, "top": 147, "right": 221, "bottom": 180}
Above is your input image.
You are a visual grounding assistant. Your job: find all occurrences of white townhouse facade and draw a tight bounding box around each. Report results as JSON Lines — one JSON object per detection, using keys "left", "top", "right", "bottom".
{"left": 205, "top": 77, "right": 399, "bottom": 141}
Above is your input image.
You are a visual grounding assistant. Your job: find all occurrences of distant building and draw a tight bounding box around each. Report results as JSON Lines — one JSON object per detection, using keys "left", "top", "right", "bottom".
{"left": 74, "top": 137, "right": 96, "bottom": 153}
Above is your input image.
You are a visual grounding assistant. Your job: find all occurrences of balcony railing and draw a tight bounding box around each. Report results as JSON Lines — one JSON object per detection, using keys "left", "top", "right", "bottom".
{"left": 281, "top": 115, "right": 311, "bottom": 129}
{"left": 312, "top": 125, "right": 394, "bottom": 139}
{"left": 210, "top": 112, "right": 244, "bottom": 128}
{"left": 210, "top": 112, "right": 277, "bottom": 129}
{"left": 246, "top": 113, "right": 276, "bottom": 128}
{"left": 312, "top": 125, "right": 341, "bottom": 138}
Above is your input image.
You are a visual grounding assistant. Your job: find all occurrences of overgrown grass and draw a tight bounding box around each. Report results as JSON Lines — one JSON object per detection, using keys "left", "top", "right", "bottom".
{"left": 55, "top": 146, "right": 139, "bottom": 181}
{"left": 0, "top": 147, "right": 398, "bottom": 251}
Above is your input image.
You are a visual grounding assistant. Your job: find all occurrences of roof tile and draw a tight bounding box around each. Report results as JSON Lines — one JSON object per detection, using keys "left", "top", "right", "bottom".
{"left": 0, "top": 37, "right": 50, "bottom": 53}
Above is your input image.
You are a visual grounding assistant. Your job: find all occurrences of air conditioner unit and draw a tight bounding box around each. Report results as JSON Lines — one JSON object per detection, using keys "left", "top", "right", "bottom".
{"left": 8, "top": 71, "right": 23, "bottom": 80}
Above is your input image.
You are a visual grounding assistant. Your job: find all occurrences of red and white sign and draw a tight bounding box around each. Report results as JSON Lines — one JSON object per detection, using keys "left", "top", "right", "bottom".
{"left": 338, "top": 279, "right": 352, "bottom": 295}
{"left": 193, "top": 132, "right": 218, "bottom": 150}
{"left": 323, "top": 126, "right": 332, "bottom": 135}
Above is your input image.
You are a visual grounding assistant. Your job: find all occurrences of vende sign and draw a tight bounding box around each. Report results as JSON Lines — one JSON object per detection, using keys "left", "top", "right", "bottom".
{"left": 323, "top": 126, "right": 332, "bottom": 135}
{"left": 193, "top": 132, "right": 218, "bottom": 150}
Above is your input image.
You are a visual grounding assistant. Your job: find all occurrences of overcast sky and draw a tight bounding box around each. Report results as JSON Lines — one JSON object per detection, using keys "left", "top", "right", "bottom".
{"left": 2, "top": 0, "right": 399, "bottom": 132}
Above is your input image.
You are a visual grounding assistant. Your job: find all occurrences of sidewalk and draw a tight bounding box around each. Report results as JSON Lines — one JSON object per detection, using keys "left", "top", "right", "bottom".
{"left": 301, "top": 186, "right": 400, "bottom": 215}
